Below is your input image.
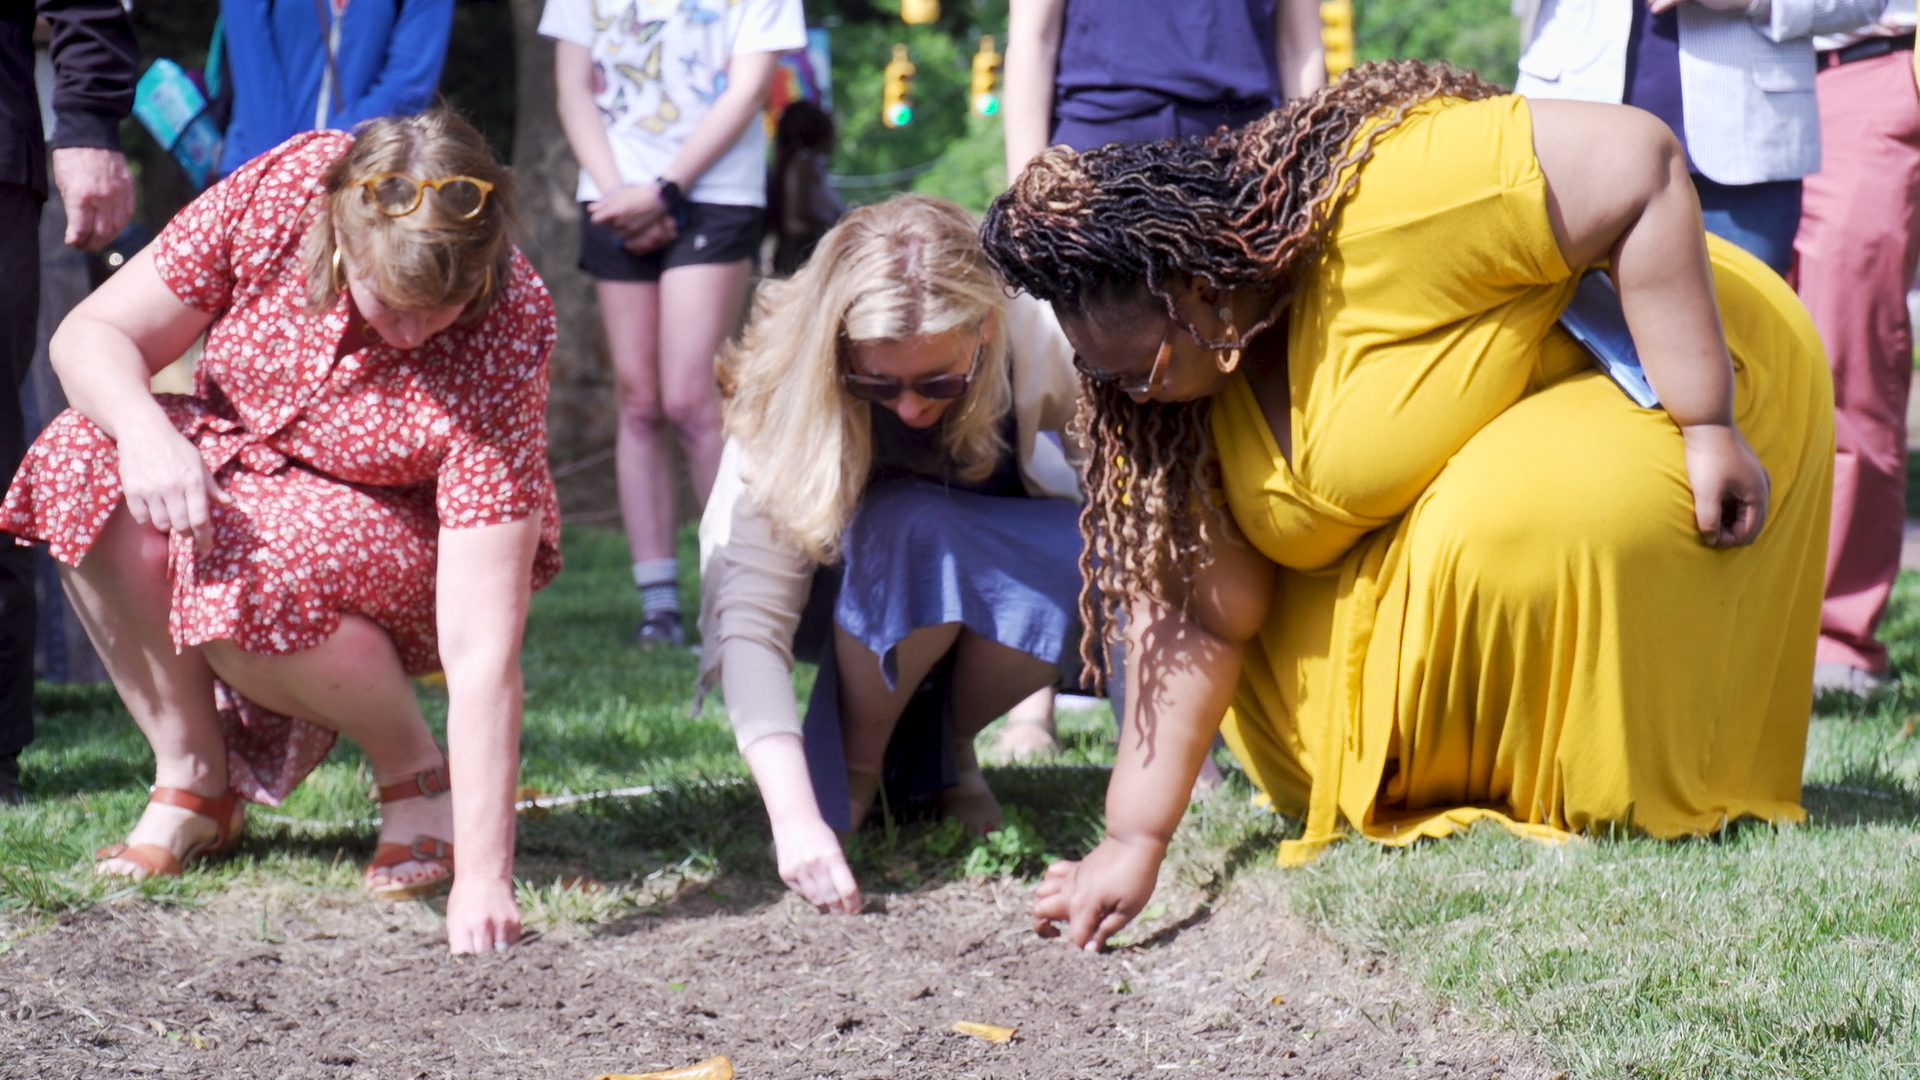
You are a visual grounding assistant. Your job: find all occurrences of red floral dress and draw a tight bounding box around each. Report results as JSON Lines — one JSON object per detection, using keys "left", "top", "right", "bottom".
{"left": 1, "top": 132, "right": 563, "bottom": 805}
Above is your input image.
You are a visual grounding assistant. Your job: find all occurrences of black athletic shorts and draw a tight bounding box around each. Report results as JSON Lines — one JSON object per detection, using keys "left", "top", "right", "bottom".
{"left": 578, "top": 200, "right": 764, "bottom": 282}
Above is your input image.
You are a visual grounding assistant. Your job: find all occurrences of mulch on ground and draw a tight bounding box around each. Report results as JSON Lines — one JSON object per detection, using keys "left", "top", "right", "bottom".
{"left": 0, "top": 867, "right": 1559, "bottom": 1079}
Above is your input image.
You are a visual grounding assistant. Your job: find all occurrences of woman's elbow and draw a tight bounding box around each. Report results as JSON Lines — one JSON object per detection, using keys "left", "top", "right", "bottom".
{"left": 1186, "top": 537, "right": 1275, "bottom": 644}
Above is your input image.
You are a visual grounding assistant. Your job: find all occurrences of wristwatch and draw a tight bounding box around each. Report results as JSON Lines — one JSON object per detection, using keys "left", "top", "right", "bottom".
{"left": 655, "top": 178, "right": 685, "bottom": 208}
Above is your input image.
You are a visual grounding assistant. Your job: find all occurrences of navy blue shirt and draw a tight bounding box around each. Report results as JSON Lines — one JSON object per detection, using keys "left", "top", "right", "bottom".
{"left": 1623, "top": 5, "right": 1690, "bottom": 167}
{"left": 1052, "top": 0, "right": 1280, "bottom": 124}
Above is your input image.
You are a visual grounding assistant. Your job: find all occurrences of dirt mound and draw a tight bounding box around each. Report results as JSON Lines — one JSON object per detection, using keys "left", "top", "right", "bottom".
{"left": 0, "top": 872, "right": 1557, "bottom": 1079}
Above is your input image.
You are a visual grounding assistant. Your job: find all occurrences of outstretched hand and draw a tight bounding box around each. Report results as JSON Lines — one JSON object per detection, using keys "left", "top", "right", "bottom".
{"left": 1681, "top": 422, "right": 1770, "bottom": 547}
{"left": 772, "top": 814, "right": 862, "bottom": 914}
{"left": 447, "top": 877, "right": 522, "bottom": 954}
{"left": 1031, "top": 836, "right": 1166, "bottom": 951}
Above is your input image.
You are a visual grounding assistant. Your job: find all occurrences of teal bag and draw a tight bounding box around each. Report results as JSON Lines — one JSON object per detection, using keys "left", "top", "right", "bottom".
{"left": 133, "top": 58, "right": 222, "bottom": 189}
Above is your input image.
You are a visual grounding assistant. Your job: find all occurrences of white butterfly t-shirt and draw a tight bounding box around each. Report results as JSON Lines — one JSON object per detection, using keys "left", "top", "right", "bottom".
{"left": 539, "top": 0, "right": 807, "bottom": 206}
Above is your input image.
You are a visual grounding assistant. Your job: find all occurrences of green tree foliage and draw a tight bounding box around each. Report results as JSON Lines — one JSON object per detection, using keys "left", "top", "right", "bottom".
{"left": 819, "top": 0, "right": 1522, "bottom": 215}
{"left": 816, "top": 0, "right": 1007, "bottom": 204}
{"left": 1354, "top": 0, "right": 1520, "bottom": 88}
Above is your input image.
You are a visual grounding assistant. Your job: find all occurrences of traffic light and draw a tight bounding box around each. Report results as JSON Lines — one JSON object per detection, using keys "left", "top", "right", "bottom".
{"left": 971, "top": 35, "right": 1002, "bottom": 117}
{"left": 1322, "top": 0, "right": 1355, "bottom": 79}
{"left": 882, "top": 44, "right": 916, "bottom": 128}
{"left": 901, "top": 0, "right": 939, "bottom": 25}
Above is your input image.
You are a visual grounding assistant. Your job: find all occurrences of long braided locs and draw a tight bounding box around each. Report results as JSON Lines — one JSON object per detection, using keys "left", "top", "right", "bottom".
{"left": 979, "top": 61, "right": 1504, "bottom": 683}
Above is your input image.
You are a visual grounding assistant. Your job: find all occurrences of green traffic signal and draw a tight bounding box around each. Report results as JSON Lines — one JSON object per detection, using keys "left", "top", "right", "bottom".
{"left": 973, "top": 93, "right": 1000, "bottom": 117}
{"left": 886, "top": 102, "right": 914, "bottom": 127}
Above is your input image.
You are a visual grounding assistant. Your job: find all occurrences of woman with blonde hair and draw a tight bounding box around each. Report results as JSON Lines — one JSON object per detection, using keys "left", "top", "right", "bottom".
{"left": 1, "top": 108, "right": 560, "bottom": 954}
{"left": 701, "top": 194, "right": 1083, "bottom": 913}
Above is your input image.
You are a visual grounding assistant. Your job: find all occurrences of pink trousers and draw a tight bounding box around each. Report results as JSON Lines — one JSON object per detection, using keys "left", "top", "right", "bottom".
{"left": 1795, "top": 50, "right": 1920, "bottom": 673}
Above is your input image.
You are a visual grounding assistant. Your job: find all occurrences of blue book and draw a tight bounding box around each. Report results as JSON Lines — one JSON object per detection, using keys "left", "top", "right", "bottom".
{"left": 1558, "top": 270, "right": 1661, "bottom": 409}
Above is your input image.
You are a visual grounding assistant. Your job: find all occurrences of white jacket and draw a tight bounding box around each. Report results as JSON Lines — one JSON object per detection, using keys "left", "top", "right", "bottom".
{"left": 696, "top": 292, "right": 1084, "bottom": 751}
{"left": 1514, "top": 0, "right": 1889, "bottom": 184}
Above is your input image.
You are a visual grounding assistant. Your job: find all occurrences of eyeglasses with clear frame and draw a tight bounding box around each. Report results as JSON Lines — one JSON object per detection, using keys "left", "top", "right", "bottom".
{"left": 354, "top": 173, "right": 495, "bottom": 219}
{"left": 840, "top": 335, "right": 987, "bottom": 403}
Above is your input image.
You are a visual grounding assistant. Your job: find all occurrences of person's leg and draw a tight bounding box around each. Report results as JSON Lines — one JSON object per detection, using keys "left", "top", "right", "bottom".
{"left": 991, "top": 686, "right": 1058, "bottom": 760}
{"left": 201, "top": 617, "right": 449, "bottom": 893}
{"left": 638, "top": 257, "right": 751, "bottom": 645}
{"left": 656, "top": 258, "right": 751, "bottom": 504}
{"left": 0, "top": 185, "right": 41, "bottom": 803}
{"left": 597, "top": 277, "right": 685, "bottom": 641}
{"left": 834, "top": 621, "right": 962, "bottom": 828}
{"left": 1693, "top": 175, "right": 1804, "bottom": 278}
{"left": 942, "top": 630, "right": 1066, "bottom": 828}
{"left": 59, "top": 507, "right": 232, "bottom": 868}
{"left": 1795, "top": 51, "right": 1920, "bottom": 682}
{"left": 834, "top": 622, "right": 1060, "bottom": 828}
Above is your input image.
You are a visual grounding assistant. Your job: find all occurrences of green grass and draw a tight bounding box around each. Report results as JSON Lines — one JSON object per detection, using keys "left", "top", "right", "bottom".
{"left": 0, "top": 526, "right": 1128, "bottom": 935}
{"left": 14, "top": 529, "right": 1920, "bottom": 1078}
{"left": 1288, "top": 572, "right": 1920, "bottom": 1080}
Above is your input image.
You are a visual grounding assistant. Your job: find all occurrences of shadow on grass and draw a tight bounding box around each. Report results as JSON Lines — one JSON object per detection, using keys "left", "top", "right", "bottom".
{"left": 1802, "top": 770, "right": 1920, "bottom": 827}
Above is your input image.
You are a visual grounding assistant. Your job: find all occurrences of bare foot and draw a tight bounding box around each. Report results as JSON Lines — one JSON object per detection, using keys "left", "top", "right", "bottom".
{"left": 987, "top": 717, "right": 1058, "bottom": 762}
{"left": 941, "top": 768, "right": 1004, "bottom": 834}
{"left": 366, "top": 787, "right": 455, "bottom": 896}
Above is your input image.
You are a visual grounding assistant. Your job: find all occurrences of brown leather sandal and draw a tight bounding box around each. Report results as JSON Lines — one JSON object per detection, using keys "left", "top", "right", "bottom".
{"left": 366, "top": 764, "right": 455, "bottom": 902}
{"left": 95, "top": 787, "right": 246, "bottom": 879}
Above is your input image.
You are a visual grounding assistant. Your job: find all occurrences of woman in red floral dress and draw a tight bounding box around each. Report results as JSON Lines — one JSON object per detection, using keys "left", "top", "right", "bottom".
{"left": 1, "top": 109, "right": 561, "bottom": 954}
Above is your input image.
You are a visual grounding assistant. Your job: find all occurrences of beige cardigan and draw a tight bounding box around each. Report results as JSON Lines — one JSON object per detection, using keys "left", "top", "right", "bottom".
{"left": 696, "top": 293, "right": 1085, "bottom": 752}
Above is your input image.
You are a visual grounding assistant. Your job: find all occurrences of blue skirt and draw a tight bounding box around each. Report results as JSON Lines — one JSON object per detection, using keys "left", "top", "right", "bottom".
{"left": 798, "top": 479, "right": 1083, "bottom": 830}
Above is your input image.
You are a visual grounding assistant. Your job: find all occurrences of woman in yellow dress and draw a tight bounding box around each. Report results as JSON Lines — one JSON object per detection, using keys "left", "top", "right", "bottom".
{"left": 978, "top": 61, "right": 1833, "bottom": 950}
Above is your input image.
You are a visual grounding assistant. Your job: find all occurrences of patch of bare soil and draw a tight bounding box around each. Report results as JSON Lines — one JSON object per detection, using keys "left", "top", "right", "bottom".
{"left": 0, "top": 870, "right": 1559, "bottom": 1080}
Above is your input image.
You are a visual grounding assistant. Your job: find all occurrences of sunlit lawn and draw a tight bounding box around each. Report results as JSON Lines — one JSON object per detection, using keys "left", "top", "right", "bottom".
{"left": 6, "top": 527, "right": 1920, "bottom": 1077}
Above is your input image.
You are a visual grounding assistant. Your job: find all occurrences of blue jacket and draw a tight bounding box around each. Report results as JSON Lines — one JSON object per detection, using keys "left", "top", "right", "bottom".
{"left": 218, "top": 0, "right": 453, "bottom": 176}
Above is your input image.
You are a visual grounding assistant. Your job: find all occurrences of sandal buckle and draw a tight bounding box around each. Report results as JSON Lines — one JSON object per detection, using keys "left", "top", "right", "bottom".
{"left": 414, "top": 767, "right": 449, "bottom": 798}
{"left": 410, "top": 836, "right": 452, "bottom": 861}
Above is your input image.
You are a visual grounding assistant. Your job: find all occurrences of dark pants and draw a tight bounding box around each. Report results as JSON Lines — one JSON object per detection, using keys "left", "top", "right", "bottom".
{"left": 0, "top": 184, "right": 39, "bottom": 759}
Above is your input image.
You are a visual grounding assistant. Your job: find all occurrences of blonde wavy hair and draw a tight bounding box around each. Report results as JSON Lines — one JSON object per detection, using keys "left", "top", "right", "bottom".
{"left": 719, "top": 194, "right": 1013, "bottom": 564}
{"left": 302, "top": 107, "right": 514, "bottom": 320}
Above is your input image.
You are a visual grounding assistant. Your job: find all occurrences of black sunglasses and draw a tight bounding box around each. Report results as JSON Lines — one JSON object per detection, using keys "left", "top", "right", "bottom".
{"left": 841, "top": 337, "right": 986, "bottom": 402}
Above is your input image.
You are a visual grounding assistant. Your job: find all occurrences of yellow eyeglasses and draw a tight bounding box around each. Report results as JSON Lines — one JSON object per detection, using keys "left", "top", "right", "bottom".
{"left": 354, "top": 173, "right": 495, "bottom": 219}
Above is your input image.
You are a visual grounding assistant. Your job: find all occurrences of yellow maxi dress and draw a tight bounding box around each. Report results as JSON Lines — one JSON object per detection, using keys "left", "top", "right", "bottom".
{"left": 1212, "top": 94, "right": 1834, "bottom": 866}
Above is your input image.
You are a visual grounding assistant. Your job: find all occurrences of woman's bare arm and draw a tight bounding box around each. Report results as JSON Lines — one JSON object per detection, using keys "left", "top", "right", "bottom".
{"left": 436, "top": 515, "right": 540, "bottom": 954}
{"left": 553, "top": 40, "right": 630, "bottom": 202}
{"left": 50, "top": 245, "right": 227, "bottom": 550}
{"left": 1032, "top": 532, "right": 1274, "bottom": 950}
{"left": 1276, "top": 0, "right": 1327, "bottom": 100}
{"left": 1003, "top": 0, "right": 1066, "bottom": 183}
{"left": 1528, "top": 98, "right": 1768, "bottom": 547}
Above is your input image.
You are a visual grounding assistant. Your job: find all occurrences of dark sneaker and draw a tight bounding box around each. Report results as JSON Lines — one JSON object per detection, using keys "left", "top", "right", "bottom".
{"left": 0, "top": 755, "right": 21, "bottom": 807}
{"left": 634, "top": 611, "right": 686, "bottom": 649}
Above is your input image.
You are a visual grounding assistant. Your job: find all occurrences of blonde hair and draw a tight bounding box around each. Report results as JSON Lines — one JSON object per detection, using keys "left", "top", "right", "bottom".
{"left": 719, "top": 194, "right": 1013, "bottom": 563}
{"left": 303, "top": 107, "right": 514, "bottom": 319}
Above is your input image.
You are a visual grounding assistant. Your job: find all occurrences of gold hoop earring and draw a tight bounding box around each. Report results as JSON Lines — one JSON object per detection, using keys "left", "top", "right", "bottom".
{"left": 331, "top": 246, "right": 347, "bottom": 293}
{"left": 1215, "top": 301, "right": 1242, "bottom": 373}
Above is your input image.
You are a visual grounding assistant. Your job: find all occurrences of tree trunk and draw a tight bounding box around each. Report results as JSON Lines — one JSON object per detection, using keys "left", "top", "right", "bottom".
{"left": 509, "top": 0, "right": 612, "bottom": 468}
